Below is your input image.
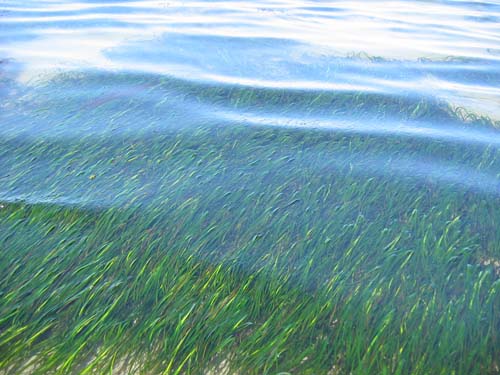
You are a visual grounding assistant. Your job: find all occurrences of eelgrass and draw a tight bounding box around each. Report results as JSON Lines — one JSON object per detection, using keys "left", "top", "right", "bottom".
{"left": 0, "top": 70, "right": 499, "bottom": 374}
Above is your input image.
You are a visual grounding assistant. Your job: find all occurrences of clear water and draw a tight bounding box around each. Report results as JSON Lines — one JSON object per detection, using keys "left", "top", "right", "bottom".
{"left": 0, "top": 0, "right": 499, "bottom": 204}
{"left": 1, "top": 3, "right": 500, "bottom": 374}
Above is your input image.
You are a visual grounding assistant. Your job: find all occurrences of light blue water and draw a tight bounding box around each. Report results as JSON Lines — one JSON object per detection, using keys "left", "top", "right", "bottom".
{"left": 0, "top": 0, "right": 499, "bottom": 206}
{"left": 1, "top": 0, "right": 499, "bottom": 114}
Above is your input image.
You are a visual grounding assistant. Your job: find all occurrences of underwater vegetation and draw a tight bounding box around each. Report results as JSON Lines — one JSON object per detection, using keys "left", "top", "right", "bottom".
{"left": 0, "top": 69, "right": 500, "bottom": 374}
{"left": 1, "top": 0, "right": 500, "bottom": 371}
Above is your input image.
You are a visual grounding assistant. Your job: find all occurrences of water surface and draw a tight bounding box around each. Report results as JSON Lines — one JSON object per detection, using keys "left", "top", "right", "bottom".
{"left": 0, "top": 1, "right": 500, "bottom": 374}
{"left": 1, "top": 0, "right": 500, "bottom": 206}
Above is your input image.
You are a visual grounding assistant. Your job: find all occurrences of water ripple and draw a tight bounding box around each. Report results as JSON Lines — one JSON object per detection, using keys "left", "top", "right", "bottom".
{"left": 1, "top": 0, "right": 499, "bottom": 118}
{"left": 1, "top": 0, "right": 500, "bottom": 208}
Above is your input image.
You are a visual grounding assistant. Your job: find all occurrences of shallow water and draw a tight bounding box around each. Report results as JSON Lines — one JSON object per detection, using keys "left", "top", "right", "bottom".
{"left": 1, "top": 0, "right": 500, "bottom": 115}
{"left": 0, "top": 1, "right": 500, "bottom": 374}
{"left": 1, "top": 0, "right": 500, "bottom": 207}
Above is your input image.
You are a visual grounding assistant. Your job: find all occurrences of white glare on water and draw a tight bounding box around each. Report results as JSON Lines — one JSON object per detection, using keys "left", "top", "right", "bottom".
{"left": 1, "top": 0, "right": 499, "bottom": 118}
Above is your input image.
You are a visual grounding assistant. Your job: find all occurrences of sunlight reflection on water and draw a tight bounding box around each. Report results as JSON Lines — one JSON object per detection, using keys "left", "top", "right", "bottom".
{"left": 1, "top": 0, "right": 499, "bottom": 118}
{"left": 1, "top": 0, "right": 500, "bottom": 208}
